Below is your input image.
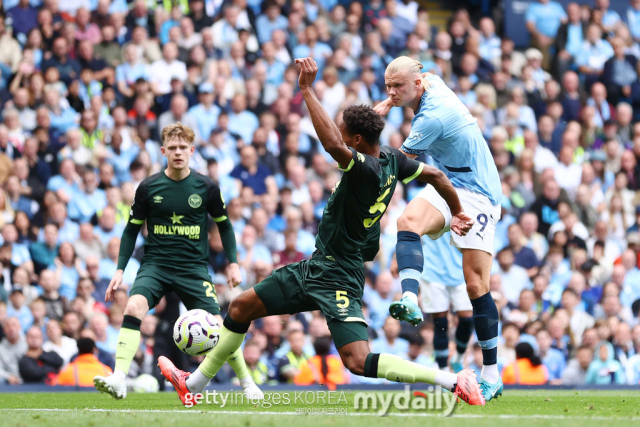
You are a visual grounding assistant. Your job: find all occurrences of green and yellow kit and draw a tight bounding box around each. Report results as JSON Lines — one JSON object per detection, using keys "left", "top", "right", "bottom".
{"left": 254, "top": 146, "right": 423, "bottom": 348}
{"left": 119, "top": 170, "right": 237, "bottom": 314}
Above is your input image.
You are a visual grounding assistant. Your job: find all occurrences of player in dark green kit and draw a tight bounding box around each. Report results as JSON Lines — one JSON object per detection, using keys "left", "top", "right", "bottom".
{"left": 94, "top": 123, "right": 263, "bottom": 401}
{"left": 159, "top": 58, "right": 486, "bottom": 406}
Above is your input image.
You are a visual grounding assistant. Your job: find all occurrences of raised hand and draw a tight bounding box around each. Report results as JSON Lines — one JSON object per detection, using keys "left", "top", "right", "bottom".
{"left": 294, "top": 57, "right": 319, "bottom": 91}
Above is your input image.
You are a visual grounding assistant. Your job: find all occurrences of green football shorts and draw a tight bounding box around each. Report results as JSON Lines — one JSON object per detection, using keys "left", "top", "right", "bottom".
{"left": 253, "top": 252, "right": 369, "bottom": 348}
{"left": 129, "top": 263, "right": 220, "bottom": 314}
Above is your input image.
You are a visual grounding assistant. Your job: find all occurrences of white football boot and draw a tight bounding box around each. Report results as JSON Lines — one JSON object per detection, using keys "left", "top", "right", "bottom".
{"left": 240, "top": 377, "right": 264, "bottom": 401}
{"left": 94, "top": 371, "right": 127, "bottom": 399}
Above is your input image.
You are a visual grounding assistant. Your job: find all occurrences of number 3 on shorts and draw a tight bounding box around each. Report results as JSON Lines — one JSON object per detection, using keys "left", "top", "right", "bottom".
{"left": 336, "top": 290, "right": 349, "bottom": 308}
{"left": 203, "top": 281, "right": 218, "bottom": 302}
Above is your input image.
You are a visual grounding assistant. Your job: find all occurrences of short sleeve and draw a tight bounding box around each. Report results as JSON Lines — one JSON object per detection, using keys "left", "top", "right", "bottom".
{"left": 556, "top": 4, "right": 567, "bottom": 20}
{"left": 129, "top": 181, "right": 149, "bottom": 224}
{"left": 206, "top": 180, "right": 228, "bottom": 222}
{"left": 338, "top": 147, "right": 378, "bottom": 179}
{"left": 401, "top": 114, "right": 443, "bottom": 155}
{"left": 525, "top": 4, "right": 536, "bottom": 23}
{"left": 396, "top": 152, "right": 425, "bottom": 185}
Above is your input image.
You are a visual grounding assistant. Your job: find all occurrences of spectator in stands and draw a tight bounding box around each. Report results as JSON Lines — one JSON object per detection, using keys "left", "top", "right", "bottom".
{"left": 562, "top": 345, "right": 593, "bottom": 385}
{"left": 39, "top": 268, "right": 67, "bottom": 322}
{"left": 294, "top": 336, "right": 348, "bottom": 390}
{"left": 276, "top": 329, "right": 311, "bottom": 383}
{"left": 586, "top": 340, "right": 626, "bottom": 384}
{"left": 502, "top": 342, "right": 549, "bottom": 385}
{"left": 42, "top": 319, "right": 77, "bottom": 365}
{"left": 0, "top": 317, "right": 26, "bottom": 384}
{"left": 18, "top": 325, "right": 62, "bottom": 383}
{"left": 7, "top": 288, "right": 32, "bottom": 332}
{"left": 55, "top": 337, "right": 112, "bottom": 386}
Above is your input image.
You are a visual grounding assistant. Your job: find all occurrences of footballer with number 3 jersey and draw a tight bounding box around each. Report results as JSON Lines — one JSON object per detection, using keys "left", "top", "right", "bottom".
{"left": 157, "top": 57, "right": 486, "bottom": 408}
{"left": 93, "top": 123, "right": 263, "bottom": 402}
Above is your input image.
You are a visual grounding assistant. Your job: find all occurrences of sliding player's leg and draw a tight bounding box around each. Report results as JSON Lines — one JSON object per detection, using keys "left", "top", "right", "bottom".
{"left": 161, "top": 261, "right": 317, "bottom": 406}
{"left": 159, "top": 287, "right": 263, "bottom": 405}
{"left": 462, "top": 248, "right": 502, "bottom": 401}
{"left": 172, "top": 267, "right": 262, "bottom": 399}
{"left": 331, "top": 321, "right": 484, "bottom": 405}
{"left": 391, "top": 187, "right": 448, "bottom": 326}
{"left": 94, "top": 268, "right": 162, "bottom": 399}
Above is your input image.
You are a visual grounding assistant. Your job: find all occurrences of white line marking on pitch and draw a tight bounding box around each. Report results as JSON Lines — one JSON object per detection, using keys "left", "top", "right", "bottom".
{"left": 1, "top": 408, "right": 639, "bottom": 421}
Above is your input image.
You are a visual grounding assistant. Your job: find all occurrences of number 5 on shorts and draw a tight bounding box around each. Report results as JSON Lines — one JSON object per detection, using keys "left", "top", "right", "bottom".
{"left": 336, "top": 290, "right": 349, "bottom": 308}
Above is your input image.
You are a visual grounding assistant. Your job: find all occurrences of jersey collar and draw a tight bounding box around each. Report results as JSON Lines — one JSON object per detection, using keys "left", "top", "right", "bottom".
{"left": 414, "top": 90, "right": 428, "bottom": 115}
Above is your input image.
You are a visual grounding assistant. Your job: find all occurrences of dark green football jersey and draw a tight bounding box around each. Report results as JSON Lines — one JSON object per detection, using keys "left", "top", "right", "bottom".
{"left": 129, "top": 170, "right": 227, "bottom": 268}
{"left": 315, "top": 146, "right": 424, "bottom": 270}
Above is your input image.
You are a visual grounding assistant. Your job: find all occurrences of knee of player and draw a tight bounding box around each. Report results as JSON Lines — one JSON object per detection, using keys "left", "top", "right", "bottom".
{"left": 341, "top": 352, "right": 366, "bottom": 376}
{"left": 396, "top": 212, "right": 419, "bottom": 232}
{"left": 124, "top": 295, "right": 149, "bottom": 319}
{"left": 227, "top": 300, "right": 243, "bottom": 322}
{"left": 465, "top": 280, "right": 484, "bottom": 298}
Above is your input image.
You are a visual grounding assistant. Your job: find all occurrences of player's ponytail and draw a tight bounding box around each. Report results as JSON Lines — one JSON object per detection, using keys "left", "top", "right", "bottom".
{"left": 385, "top": 56, "right": 432, "bottom": 90}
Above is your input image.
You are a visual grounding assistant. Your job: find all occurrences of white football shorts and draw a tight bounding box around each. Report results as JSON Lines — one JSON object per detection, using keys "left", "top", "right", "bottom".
{"left": 416, "top": 185, "right": 501, "bottom": 255}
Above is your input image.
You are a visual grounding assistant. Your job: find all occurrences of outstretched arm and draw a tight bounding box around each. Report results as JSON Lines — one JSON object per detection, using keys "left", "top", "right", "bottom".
{"left": 416, "top": 164, "right": 474, "bottom": 236}
{"left": 295, "top": 57, "right": 352, "bottom": 168}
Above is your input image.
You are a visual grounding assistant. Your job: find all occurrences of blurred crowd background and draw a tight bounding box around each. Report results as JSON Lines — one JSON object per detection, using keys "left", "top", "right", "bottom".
{"left": 0, "top": 0, "right": 639, "bottom": 390}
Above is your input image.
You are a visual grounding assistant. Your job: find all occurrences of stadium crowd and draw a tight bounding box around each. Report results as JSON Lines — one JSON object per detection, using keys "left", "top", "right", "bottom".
{"left": 0, "top": 0, "right": 639, "bottom": 390}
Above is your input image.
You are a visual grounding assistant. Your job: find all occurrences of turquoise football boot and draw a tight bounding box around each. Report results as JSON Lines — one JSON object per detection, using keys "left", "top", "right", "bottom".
{"left": 450, "top": 361, "right": 464, "bottom": 374}
{"left": 479, "top": 377, "right": 504, "bottom": 402}
{"left": 389, "top": 296, "right": 424, "bottom": 326}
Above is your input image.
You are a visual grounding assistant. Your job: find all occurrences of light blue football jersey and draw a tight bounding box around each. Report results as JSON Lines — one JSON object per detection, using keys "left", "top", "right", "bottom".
{"left": 422, "top": 231, "right": 465, "bottom": 287}
{"left": 401, "top": 74, "right": 502, "bottom": 205}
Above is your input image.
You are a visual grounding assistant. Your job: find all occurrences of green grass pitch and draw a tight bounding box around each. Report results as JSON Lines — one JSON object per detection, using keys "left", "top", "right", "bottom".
{"left": 1, "top": 390, "right": 639, "bottom": 427}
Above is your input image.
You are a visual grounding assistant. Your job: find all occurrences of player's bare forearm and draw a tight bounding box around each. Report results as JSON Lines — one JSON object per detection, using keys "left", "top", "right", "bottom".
{"left": 417, "top": 165, "right": 463, "bottom": 216}
{"left": 300, "top": 87, "right": 351, "bottom": 166}
{"left": 295, "top": 57, "right": 352, "bottom": 167}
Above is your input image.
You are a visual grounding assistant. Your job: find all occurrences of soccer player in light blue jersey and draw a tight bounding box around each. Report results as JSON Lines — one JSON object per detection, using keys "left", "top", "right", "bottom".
{"left": 420, "top": 231, "right": 474, "bottom": 374}
{"left": 374, "top": 56, "right": 503, "bottom": 401}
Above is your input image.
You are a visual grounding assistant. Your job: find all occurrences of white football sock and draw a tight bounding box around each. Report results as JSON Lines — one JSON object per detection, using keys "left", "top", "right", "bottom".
{"left": 185, "top": 368, "right": 210, "bottom": 394}
{"left": 402, "top": 291, "right": 419, "bottom": 305}
{"left": 434, "top": 370, "right": 458, "bottom": 391}
{"left": 481, "top": 364, "right": 500, "bottom": 383}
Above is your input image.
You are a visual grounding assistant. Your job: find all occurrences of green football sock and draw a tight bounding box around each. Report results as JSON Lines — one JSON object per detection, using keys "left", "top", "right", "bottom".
{"left": 114, "top": 315, "right": 142, "bottom": 375}
{"left": 226, "top": 346, "right": 250, "bottom": 380}
{"left": 365, "top": 353, "right": 458, "bottom": 390}
{"left": 375, "top": 353, "right": 437, "bottom": 384}
{"left": 198, "top": 325, "right": 246, "bottom": 379}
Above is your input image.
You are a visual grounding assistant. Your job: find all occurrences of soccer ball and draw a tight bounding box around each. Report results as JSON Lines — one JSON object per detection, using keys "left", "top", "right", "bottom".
{"left": 173, "top": 309, "right": 220, "bottom": 356}
{"left": 133, "top": 374, "right": 159, "bottom": 393}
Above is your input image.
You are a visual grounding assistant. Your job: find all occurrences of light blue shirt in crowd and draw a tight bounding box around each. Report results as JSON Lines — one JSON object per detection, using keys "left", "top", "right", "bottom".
{"left": 525, "top": 1, "right": 567, "bottom": 38}
{"left": 401, "top": 74, "right": 502, "bottom": 205}
{"left": 228, "top": 110, "right": 259, "bottom": 143}
{"left": 576, "top": 40, "right": 614, "bottom": 71}
{"left": 627, "top": 7, "right": 640, "bottom": 39}
{"left": 255, "top": 14, "right": 288, "bottom": 44}
{"left": 565, "top": 23, "right": 584, "bottom": 57}
{"left": 188, "top": 104, "right": 221, "bottom": 142}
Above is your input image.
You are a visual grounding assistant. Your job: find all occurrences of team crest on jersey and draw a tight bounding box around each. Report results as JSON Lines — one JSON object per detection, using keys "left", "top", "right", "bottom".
{"left": 188, "top": 194, "right": 202, "bottom": 208}
{"left": 357, "top": 152, "right": 365, "bottom": 163}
